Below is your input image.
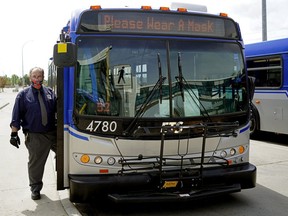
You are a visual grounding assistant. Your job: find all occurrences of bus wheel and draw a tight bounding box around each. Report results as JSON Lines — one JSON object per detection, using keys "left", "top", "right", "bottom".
{"left": 250, "top": 108, "right": 259, "bottom": 139}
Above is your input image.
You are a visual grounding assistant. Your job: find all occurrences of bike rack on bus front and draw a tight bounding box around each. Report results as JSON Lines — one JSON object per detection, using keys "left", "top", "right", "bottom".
{"left": 118, "top": 121, "right": 239, "bottom": 191}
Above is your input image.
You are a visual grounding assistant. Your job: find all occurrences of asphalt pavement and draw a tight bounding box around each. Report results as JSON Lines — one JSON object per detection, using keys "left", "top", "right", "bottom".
{"left": 0, "top": 88, "right": 80, "bottom": 216}
{"left": 250, "top": 134, "right": 288, "bottom": 197}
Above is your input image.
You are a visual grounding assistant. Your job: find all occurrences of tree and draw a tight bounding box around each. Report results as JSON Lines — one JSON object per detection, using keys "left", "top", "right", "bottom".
{"left": 0, "top": 76, "right": 7, "bottom": 92}
{"left": 11, "top": 74, "right": 19, "bottom": 86}
{"left": 24, "top": 74, "right": 29, "bottom": 86}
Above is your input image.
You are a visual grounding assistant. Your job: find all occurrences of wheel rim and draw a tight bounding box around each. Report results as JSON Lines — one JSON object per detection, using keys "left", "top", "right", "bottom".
{"left": 250, "top": 117, "right": 256, "bottom": 134}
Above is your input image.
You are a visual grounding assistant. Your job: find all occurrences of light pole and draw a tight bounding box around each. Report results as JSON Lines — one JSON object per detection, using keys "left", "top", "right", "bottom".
{"left": 21, "top": 40, "right": 33, "bottom": 87}
{"left": 262, "top": 0, "right": 267, "bottom": 41}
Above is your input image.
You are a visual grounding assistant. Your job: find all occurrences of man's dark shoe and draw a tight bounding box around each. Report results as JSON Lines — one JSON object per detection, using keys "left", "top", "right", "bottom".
{"left": 31, "top": 191, "right": 41, "bottom": 200}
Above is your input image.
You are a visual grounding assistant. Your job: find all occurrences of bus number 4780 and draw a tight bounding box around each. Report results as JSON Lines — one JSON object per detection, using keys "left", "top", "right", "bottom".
{"left": 86, "top": 120, "right": 117, "bottom": 133}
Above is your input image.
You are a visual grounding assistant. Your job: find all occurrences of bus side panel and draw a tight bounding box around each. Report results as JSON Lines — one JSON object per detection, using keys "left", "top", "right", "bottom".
{"left": 253, "top": 90, "right": 288, "bottom": 134}
{"left": 283, "top": 54, "right": 288, "bottom": 90}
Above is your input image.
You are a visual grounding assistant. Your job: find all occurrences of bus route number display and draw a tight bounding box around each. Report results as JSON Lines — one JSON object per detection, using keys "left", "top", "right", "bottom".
{"left": 79, "top": 11, "right": 237, "bottom": 38}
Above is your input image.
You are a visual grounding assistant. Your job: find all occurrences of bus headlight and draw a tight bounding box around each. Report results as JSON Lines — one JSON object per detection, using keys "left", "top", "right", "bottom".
{"left": 107, "top": 157, "right": 116, "bottom": 165}
{"left": 94, "top": 156, "right": 103, "bottom": 164}
{"left": 230, "top": 148, "right": 236, "bottom": 156}
{"left": 220, "top": 150, "right": 227, "bottom": 158}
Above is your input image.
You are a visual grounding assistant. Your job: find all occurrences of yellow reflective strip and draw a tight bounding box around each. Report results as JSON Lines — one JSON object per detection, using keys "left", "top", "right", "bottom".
{"left": 58, "top": 43, "right": 67, "bottom": 53}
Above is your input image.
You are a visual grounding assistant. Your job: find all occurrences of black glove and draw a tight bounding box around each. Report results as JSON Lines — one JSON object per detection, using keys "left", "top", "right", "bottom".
{"left": 10, "top": 132, "right": 20, "bottom": 148}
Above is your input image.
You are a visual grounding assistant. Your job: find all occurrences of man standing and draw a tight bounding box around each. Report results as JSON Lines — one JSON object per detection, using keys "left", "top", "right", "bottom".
{"left": 9, "top": 67, "right": 57, "bottom": 200}
{"left": 117, "top": 66, "right": 125, "bottom": 84}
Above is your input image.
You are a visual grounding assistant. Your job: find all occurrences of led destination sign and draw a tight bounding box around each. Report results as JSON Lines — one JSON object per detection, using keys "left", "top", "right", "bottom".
{"left": 79, "top": 11, "right": 239, "bottom": 38}
{"left": 103, "top": 15, "right": 214, "bottom": 33}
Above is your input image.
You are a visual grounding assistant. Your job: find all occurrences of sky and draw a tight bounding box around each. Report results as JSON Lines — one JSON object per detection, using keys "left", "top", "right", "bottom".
{"left": 0, "top": 0, "right": 287, "bottom": 78}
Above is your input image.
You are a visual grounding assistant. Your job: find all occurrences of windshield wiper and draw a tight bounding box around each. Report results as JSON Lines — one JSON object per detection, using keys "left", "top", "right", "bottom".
{"left": 158, "top": 53, "right": 164, "bottom": 103}
{"left": 123, "top": 54, "right": 166, "bottom": 136}
{"left": 176, "top": 52, "right": 185, "bottom": 102}
{"left": 175, "top": 52, "right": 212, "bottom": 122}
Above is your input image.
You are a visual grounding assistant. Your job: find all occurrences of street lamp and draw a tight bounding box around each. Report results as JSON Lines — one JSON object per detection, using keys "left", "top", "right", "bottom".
{"left": 21, "top": 40, "right": 33, "bottom": 87}
{"left": 262, "top": 0, "right": 267, "bottom": 41}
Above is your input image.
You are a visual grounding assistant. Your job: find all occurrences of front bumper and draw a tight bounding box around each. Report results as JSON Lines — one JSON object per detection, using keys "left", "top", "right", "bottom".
{"left": 69, "top": 163, "right": 256, "bottom": 203}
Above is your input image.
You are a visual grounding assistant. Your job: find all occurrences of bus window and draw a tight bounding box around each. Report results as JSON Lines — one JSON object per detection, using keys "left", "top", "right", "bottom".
{"left": 169, "top": 41, "right": 246, "bottom": 116}
{"left": 247, "top": 57, "right": 282, "bottom": 88}
{"left": 75, "top": 38, "right": 168, "bottom": 117}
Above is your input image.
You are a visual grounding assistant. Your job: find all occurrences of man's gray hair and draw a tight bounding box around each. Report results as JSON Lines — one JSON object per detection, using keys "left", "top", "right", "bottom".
{"left": 29, "top": 67, "right": 44, "bottom": 76}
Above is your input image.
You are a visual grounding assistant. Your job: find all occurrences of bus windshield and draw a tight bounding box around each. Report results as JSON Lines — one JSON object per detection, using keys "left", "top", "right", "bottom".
{"left": 75, "top": 37, "right": 246, "bottom": 118}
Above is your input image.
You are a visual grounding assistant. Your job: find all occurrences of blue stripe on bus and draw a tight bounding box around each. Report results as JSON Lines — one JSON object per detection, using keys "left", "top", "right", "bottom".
{"left": 64, "top": 127, "right": 89, "bottom": 141}
{"left": 240, "top": 124, "right": 250, "bottom": 134}
{"left": 64, "top": 124, "right": 250, "bottom": 139}
{"left": 254, "top": 90, "right": 288, "bottom": 97}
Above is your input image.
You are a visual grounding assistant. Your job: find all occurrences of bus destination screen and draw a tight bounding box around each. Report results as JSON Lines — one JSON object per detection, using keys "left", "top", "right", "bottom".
{"left": 78, "top": 10, "right": 238, "bottom": 38}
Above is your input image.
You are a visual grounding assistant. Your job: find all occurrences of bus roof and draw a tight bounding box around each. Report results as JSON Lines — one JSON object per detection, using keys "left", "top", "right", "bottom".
{"left": 245, "top": 38, "right": 288, "bottom": 58}
{"left": 66, "top": 7, "right": 240, "bottom": 40}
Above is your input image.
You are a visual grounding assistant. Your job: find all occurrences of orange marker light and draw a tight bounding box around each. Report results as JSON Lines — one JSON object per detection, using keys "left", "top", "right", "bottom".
{"left": 141, "top": 6, "right": 152, "bottom": 10}
{"left": 255, "top": 100, "right": 261, "bottom": 104}
{"left": 80, "top": 154, "right": 90, "bottom": 163}
{"left": 159, "top": 7, "right": 170, "bottom": 11}
{"left": 220, "top": 12, "right": 228, "bottom": 17}
{"left": 90, "top": 5, "right": 102, "bottom": 10}
{"left": 177, "top": 8, "right": 188, "bottom": 12}
{"left": 239, "top": 146, "right": 245, "bottom": 154}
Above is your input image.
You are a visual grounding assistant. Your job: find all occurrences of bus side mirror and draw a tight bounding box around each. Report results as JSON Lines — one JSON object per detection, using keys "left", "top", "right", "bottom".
{"left": 53, "top": 42, "right": 76, "bottom": 67}
{"left": 248, "top": 76, "right": 255, "bottom": 101}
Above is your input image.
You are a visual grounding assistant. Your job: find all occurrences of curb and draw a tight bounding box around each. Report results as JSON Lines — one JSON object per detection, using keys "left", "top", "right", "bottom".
{"left": 50, "top": 152, "right": 81, "bottom": 216}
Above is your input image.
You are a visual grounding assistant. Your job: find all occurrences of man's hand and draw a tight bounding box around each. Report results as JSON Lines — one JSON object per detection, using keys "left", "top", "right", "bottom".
{"left": 10, "top": 132, "right": 20, "bottom": 148}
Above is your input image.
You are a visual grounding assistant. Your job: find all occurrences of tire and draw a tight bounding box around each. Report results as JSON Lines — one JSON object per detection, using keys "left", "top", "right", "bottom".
{"left": 249, "top": 104, "right": 259, "bottom": 139}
